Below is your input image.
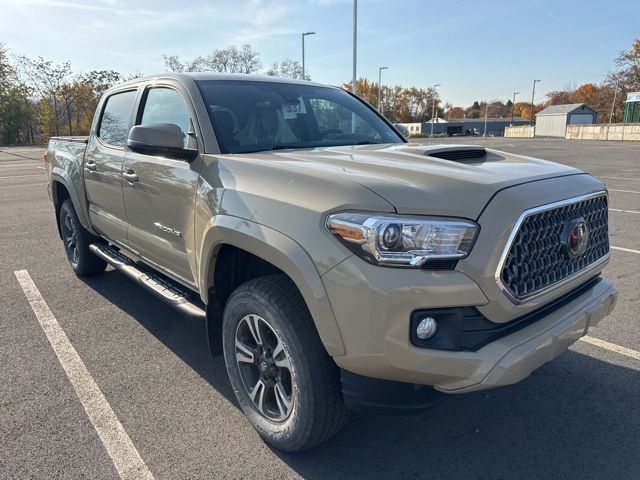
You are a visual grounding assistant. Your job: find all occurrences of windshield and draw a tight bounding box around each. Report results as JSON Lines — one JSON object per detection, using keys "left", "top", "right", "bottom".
{"left": 197, "top": 80, "right": 404, "bottom": 154}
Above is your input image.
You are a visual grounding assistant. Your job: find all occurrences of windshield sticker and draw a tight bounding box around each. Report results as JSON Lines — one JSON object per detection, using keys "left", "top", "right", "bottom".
{"left": 282, "top": 97, "right": 307, "bottom": 119}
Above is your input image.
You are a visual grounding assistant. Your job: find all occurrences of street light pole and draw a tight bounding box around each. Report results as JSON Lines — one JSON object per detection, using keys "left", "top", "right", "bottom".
{"left": 609, "top": 79, "right": 619, "bottom": 125}
{"left": 301, "top": 32, "right": 315, "bottom": 80}
{"left": 511, "top": 91, "right": 519, "bottom": 125}
{"left": 530, "top": 80, "right": 541, "bottom": 126}
{"left": 352, "top": 0, "right": 357, "bottom": 94}
{"left": 430, "top": 84, "right": 441, "bottom": 137}
{"left": 377, "top": 66, "right": 388, "bottom": 112}
{"left": 483, "top": 103, "right": 489, "bottom": 137}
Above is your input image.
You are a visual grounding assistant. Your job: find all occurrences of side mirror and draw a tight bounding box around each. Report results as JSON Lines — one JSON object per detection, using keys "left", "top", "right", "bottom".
{"left": 127, "top": 123, "right": 198, "bottom": 161}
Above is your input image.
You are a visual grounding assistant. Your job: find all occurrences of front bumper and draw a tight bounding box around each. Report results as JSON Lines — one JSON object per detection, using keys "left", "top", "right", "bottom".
{"left": 322, "top": 256, "right": 617, "bottom": 393}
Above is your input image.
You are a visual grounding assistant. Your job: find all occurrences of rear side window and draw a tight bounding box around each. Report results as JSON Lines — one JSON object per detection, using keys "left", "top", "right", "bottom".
{"left": 98, "top": 90, "right": 137, "bottom": 148}
{"left": 139, "top": 87, "right": 191, "bottom": 148}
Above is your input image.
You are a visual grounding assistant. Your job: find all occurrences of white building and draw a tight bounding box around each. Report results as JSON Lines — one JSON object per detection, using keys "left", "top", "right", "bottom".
{"left": 535, "top": 103, "right": 598, "bottom": 138}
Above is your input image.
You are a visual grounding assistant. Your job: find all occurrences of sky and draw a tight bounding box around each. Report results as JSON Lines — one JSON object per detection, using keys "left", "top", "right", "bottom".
{"left": 1, "top": 0, "right": 638, "bottom": 106}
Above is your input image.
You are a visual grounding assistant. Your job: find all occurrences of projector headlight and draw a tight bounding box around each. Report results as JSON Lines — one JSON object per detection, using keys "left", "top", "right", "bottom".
{"left": 326, "top": 212, "right": 478, "bottom": 268}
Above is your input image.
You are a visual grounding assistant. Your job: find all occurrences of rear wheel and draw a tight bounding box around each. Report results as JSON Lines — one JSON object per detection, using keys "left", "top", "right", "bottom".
{"left": 59, "top": 199, "right": 106, "bottom": 276}
{"left": 222, "top": 274, "right": 349, "bottom": 452}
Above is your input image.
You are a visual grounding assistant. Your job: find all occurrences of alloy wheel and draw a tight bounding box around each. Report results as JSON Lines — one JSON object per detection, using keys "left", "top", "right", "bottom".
{"left": 235, "top": 314, "right": 295, "bottom": 422}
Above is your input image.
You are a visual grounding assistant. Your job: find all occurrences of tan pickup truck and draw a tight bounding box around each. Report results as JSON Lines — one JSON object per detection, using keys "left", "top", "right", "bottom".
{"left": 46, "top": 73, "right": 617, "bottom": 451}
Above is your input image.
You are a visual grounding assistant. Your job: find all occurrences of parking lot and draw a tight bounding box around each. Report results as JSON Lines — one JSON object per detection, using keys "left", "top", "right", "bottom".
{"left": 1, "top": 138, "right": 639, "bottom": 479}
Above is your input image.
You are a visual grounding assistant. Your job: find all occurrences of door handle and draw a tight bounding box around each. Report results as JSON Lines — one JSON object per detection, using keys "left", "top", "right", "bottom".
{"left": 85, "top": 161, "right": 97, "bottom": 171}
{"left": 122, "top": 170, "right": 139, "bottom": 183}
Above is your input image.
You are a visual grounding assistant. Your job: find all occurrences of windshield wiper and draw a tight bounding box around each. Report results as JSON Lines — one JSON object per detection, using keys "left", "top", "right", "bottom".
{"left": 356, "top": 141, "right": 380, "bottom": 145}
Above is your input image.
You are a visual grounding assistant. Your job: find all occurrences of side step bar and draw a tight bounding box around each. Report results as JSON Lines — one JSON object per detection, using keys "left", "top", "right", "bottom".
{"left": 89, "top": 243, "right": 206, "bottom": 320}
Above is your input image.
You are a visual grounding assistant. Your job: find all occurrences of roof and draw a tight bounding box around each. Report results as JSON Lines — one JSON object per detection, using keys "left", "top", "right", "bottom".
{"left": 425, "top": 117, "right": 448, "bottom": 123}
{"left": 536, "top": 103, "right": 597, "bottom": 116}
{"left": 118, "top": 72, "right": 336, "bottom": 89}
{"left": 444, "top": 117, "right": 529, "bottom": 123}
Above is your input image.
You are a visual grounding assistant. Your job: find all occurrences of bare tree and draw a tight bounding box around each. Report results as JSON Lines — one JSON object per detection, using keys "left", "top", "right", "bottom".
{"left": 266, "top": 59, "right": 308, "bottom": 80}
{"left": 163, "top": 44, "right": 262, "bottom": 74}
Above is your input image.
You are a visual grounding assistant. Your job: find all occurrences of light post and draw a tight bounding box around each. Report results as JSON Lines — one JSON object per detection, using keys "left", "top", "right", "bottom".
{"left": 609, "top": 79, "right": 619, "bottom": 125}
{"left": 430, "top": 84, "right": 441, "bottom": 137}
{"left": 483, "top": 103, "right": 489, "bottom": 137}
{"left": 352, "top": 0, "right": 357, "bottom": 94}
{"left": 511, "top": 91, "right": 519, "bottom": 125}
{"left": 530, "top": 80, "right": 540, "bottom": 126}
{"left": 301, "top": 32, "right": 315, "bottom": 80}
{"left": 377, "top": 66, "right": 388, "bottom": 112}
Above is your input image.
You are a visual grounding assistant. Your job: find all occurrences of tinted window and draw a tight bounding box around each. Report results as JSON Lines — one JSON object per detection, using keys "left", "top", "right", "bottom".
{"left": 140, "top": 87, "right": 191, "bottom": 148}
{"left": 197, "top": 80, "right": 403, "bottom": 153}
{"left": 98, "top": 90, "right": 137, "bottom": 147}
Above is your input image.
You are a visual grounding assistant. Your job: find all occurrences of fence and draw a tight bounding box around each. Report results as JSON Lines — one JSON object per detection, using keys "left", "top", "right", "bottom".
{"left": 565, "top": 124, "right": 640, "bottom": 141}
{"left": 504, "top": 125, "right": 535, "bottom": 138}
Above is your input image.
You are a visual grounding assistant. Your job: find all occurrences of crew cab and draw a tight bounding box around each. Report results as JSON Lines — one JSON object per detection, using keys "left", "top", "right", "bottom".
{"left": 46, "top": 73, "right": 618, "bottom": 451}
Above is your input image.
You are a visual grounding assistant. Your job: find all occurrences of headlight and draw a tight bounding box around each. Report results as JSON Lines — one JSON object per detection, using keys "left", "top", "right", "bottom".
{"left": 326, "top": 212, "right": 478, "bottom": 268}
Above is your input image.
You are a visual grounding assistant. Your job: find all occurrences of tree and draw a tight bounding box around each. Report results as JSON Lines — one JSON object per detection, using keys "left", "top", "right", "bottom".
{"left": 266, "top": 59, "right": 308, "bottom": 80}
{"left": 573, "top": 83, "right": 598, "bottom": 105}
{"left": 0, "top": 45, "right": 36, "bottom": 144}
{"left": 446, "top": 106, "right": 465, "bottom": 119}
{"left": 163, "top": 44, "right": 262, "bottom": 74}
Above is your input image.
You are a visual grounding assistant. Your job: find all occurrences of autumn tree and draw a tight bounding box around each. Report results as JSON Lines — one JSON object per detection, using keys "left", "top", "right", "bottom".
{"left": 446, "top": 106, "right": 465, "bottom": 118}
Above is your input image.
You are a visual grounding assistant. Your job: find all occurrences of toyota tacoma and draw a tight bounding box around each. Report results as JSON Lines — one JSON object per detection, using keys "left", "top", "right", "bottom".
{"left": 45, "top": 73, "right": 618, "bottom": 451}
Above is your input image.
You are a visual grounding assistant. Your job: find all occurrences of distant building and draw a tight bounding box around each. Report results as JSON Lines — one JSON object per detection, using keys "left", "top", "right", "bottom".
{"left": 623, "top": 92, "right": 640, "bottom": 123}
{"left": 534, "top": 103, "right": 598, "bottom": 138}
{"left": 397, "top": 117, "right": 529, "bottom": 137}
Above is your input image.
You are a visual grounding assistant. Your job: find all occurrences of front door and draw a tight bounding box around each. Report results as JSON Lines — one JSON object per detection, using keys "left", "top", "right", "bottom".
{"left": 122, "top": 85, "right": 200, "bottom": 285}
{"left": 84, "top": 89, "right": 138, "bottom": 243}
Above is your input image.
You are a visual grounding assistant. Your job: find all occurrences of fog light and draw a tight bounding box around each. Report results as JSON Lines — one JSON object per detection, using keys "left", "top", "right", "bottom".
{"left": 416, "top": 316, "right": 437, "bottom": 340}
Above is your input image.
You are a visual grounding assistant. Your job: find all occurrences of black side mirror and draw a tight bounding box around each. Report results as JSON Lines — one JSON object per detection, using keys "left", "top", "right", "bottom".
{"left": 127, "top": 123, "right": 198, "bottom": 161}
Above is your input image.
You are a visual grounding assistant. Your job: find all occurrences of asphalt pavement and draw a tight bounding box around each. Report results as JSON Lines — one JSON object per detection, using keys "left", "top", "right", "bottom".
{"left": 1, "top": 138, "right": 639, "bottom": 479}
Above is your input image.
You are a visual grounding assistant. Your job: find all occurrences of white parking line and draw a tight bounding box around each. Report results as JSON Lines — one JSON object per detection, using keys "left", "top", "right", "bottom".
{"left": 610, "top": 208, "right": 640, "bottom": 214}
{"left": 0, "top": 173, "right": 45, "bottom": 180}
{"left": 611, "top": 246, "right": 640, "bottom": 255}
{"left": 600, "top": 176, "right": 640, "bottom": 181}
{"left": 14, "top": 270, "right": 155, "bottom": 480}
{"left": 580, "top": 336, "right": 640, "bottom": 361}
{"left": 609, "top": 189, "right": 640, "bottom": 194}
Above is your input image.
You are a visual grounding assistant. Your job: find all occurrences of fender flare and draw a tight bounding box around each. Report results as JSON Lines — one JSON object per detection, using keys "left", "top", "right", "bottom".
{"left": 198, "top": 215, "right": 346, "bottom": 356}
{"left": 50, "top": 167, "right": 97, "bottom": 235}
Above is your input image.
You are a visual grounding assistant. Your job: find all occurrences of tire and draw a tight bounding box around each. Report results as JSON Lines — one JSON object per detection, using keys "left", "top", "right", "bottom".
{"left": 58, "top": 199, "right": 107, "bottom": 277}
{"left": 222, "top": 274, "right": 349, "bottom": 452}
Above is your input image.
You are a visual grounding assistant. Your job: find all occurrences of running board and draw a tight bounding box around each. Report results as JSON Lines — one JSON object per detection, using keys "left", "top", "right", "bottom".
{"left": 89, "top": 243, "right": 206, "bottom": 320}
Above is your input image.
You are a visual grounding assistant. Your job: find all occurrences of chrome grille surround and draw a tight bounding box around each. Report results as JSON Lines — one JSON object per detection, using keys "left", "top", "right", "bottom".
{"left": 495, "top": 191, "right": 609, "bottom": 305}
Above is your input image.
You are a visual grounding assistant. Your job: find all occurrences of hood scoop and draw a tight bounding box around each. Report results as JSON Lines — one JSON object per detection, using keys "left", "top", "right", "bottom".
{"left": 425, "top": 146, "right": 487, "bottom": 161}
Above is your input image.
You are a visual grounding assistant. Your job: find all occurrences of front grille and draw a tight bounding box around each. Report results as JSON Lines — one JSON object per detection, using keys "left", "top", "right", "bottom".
{"left": 500, "top": 193, "right": 609, "bottom": 300}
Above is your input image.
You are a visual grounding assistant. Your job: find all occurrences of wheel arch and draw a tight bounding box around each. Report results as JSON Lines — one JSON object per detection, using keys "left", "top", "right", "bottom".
{"left": 50, "top": 168, "right": 96, "bottom": 235}
{"left": 199, "top": 215, "right": 346, "bottom": 357}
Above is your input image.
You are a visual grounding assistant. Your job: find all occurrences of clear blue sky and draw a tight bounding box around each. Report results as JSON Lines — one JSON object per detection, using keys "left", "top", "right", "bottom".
{"left": 2, "top": 0, "right": 638, "bottom": 106}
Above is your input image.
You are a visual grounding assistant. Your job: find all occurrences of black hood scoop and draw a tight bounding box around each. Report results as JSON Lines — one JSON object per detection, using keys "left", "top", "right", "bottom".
{"left": 425, "top": 146, "right": 487, "bottom": 161}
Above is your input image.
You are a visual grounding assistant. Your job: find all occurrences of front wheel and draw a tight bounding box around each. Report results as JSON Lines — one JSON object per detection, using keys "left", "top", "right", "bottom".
{"left": 222, "top": 274, "right": 349, "bottom": 452}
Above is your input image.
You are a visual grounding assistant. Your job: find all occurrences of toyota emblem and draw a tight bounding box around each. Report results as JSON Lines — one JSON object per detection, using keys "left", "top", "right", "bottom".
{"left": 562, "top": 218, "right": 590, "bottom": 259}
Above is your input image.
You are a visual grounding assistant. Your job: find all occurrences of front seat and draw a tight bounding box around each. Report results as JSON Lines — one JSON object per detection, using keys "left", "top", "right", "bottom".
{"left": 236, "top": 106, "right": 297, "bottom": 145}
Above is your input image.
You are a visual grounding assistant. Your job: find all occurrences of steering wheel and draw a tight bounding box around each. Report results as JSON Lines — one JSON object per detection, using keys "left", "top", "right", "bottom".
{"left": 319, "top": 128, "right": 344, "bottom": 139}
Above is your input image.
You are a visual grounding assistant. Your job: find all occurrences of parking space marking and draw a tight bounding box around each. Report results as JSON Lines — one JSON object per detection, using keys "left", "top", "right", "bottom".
{"left": 14, "top": 270, "right": 155, "bottom": 480}
{"left": 0, "top": 173, "right": 45, "bottom": 180}
{"left": 580, "top": 336, "right": 640, "bottom": 362}
{"left": 600, "top": 176, "right": 640, "bottom": 181}
{"left": 611, "top": 246, "right": 640, "bottom": 254}
{"left": 610, "top": 208, "right": 640, "bottom": 214}
{"left": 609, "top": 189, "right": 640, "bottom": 194}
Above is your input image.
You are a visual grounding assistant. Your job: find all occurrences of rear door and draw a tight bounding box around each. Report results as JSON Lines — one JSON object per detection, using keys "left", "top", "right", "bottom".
{"left": 122, "top": 84, "right": 201, "bottom": 286}
{"left": 84, "top": 88, "right": 138, "bottom": 243}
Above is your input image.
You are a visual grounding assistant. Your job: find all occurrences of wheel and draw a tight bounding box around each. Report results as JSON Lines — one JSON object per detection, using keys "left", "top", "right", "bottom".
{"left": 222, "top": 274, "right": 349, "bottom": 452}
{"left": 58, "top": 199, "right": 107, "bottom": 276}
